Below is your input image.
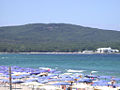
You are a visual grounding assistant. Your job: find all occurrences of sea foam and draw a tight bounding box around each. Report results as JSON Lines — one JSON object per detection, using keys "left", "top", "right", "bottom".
{"left": 67, "top": 69, "right": 85, "bottom": 73}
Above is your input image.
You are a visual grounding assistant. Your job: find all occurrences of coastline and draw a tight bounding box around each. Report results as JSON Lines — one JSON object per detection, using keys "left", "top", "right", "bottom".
{"left": 0, "top": 52, "right": 120, "bottom": 54}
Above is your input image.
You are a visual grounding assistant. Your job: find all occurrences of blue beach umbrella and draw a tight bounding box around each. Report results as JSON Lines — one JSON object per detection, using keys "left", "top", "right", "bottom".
{"left": 113, "top": 83, "right": 120, "bottom": 87}
{"left": 0, "top": 71, "right": 6, "bottom": 73}
{"left": 38, "top": 76, "right": 46, "bottom": 79}
{"left": 4, "top": 72, "right": 12, "bottom": 75}
{"left": 78, "top": 78, "right": 93, "bottom": 83}
{"left": 95, "top": 80, "right": 110, "bottom": 83}
{"left": 92, "top": 80, "right": 111, "bottom": 86}
{"left": 29, "top": 75, "right": 38, "bottom": 78}
{"left": 85, "top": 75, "right": 98, "bottom": 78}
{"left": 98, "top": 83, "right": 108, "bottom": 86}
{"left": 59, "top": 75, "right": 71, "bottom": 78}
{"left": 112, "top": 78, "right": 120, "bottom": 81}
{"left": 37, "top": 77, "right": 47, "bottom": 81}
{"left": 72, "top": 76, "right": 80, "bottom": 79}
{"left": 12, "top": 80, "right": 24, "bottom": 84}
{"left": 16, "top": 74, "right": 30, "bottom": 79}
{"left": 25, "top": 79, "right": 38, "bottom": 83}
{"left": 30, "top": 72, "right": 40, "bottom": 75}
{"left": 48, "top": 69, "right": 56, "bottom": 73}
{"left": 39, "top": 70, "right": 48, "bottom": 73}
{"left": 92, "top": 81, "right": 109, "bottom": 86}
{"left": 61, "top": 78, "right": 74, "bottom": 81}
{"left": 46, "top": 74, "right": 58, "bottom": 79}
{"left": 92, "top": 83, "right": 108, "bottom": 86}
{"left": 53, "top": 71, "right": 62, "bottom": 74}
{"left": 52, "top": 82, "right": 71, "bottom": 85}
{"left": 12, "top": 75, "right": 22, "bottom": 79}
{"left": 48, "top": 78, "right": 62, "bottom": 82}
{"left": 38, "top": 80, "right": 48, "bottom": 84}
{"left": 98, "top": 76, "right": 112, "bottom": 79}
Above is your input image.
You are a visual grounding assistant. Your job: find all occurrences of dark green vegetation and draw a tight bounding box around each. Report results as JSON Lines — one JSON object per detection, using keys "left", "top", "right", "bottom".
{"left": 0, "top": 23, "right": 120, "bottom": 52}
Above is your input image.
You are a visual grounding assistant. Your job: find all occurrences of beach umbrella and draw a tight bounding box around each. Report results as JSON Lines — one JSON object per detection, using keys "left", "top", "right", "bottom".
{"left": 12, "top": 80, "right": 24, "bottom": 89}
{"left": 4, "top": 72, "right": 12, "bottom": 75}
{"left": 46, "top": 74, "right": 58, "bottom": 79}
{"left": 61, "top": 78, "right": 74, "bottom": 81}
{"left": 48, "top": 69, "right": 56, "bottom": 73}
{"left": 93, "top": 80, "right": 110, "bottom": 86}
{"left": 53, "top": 71, "right": 62, "bottom": 74}
{"left": 113, "top": 83, "right": 120, "bottom": 87}
{"left": 52, "top": 82, "right": 71, "bottom": 85}
{"left": 92, "top": 81, "right": 109, "bottom": 86}
{"left": 94, "top": 80, "right": 110, "bottom": 83}
{"left": 78, "top": 78, "right": 93, "bottom": 83}
{"left": 29, "top": 75, "right": 38, "bottom": 78}
{"left": 85, "top": 75, "right": 98, "bottom": 78}
{"left": 98, "top": 76, "right": 112, "bottom": 79}
{"left": 38, "top": 76, "right": 47, "bottom": 80}
{"left": 94, "top": 82, "right": 108, "bottom": 86}
{"left": 59, "top": 75, "right": 71, "bottom": 78}
{"left": 39, "top": 70, "right": 48, "bottom": 73}
{"left": 12, "top": 75, "right": 23, "bottom": 79}
{"left": 0, "top": 79, "right": 9, "bottom": 83}
{"left": 21, "top": 73, "right": 30, "bottom": 77}
{"left": 72, "top": 76, "right": 80, "bottom": 79}
{"left": 25, "top": 79, "right": 38, "bottom": 83}
{"left": 92, "top": 80, "right": 111, "bottom": 86}
{"left": 12, "top": 80, "right": 24, "bottom": 84}
{"left": 48, "top": 78, "right": 62, "bottom": 82}
{"left": 38, "top": 79, "right": 49, "bottom": 84}
{"left": 30, "top": 72, "right": 40, "bottom": 75}
{"left": 112, "top": 78, "right": 120, "bottom": 81}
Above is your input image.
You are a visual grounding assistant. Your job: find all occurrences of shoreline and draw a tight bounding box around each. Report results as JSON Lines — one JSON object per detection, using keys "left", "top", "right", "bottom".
{"left": 0, "top": 52, "right": 120, "bottom": 54}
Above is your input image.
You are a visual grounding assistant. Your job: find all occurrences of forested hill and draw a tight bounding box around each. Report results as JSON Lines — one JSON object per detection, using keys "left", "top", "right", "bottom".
{"left": 0, "top": 23, "right": 120, "bottom": 52}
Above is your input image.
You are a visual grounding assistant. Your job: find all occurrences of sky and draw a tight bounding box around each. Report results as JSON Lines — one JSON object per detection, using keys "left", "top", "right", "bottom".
{"left": 0, "top": 0, "right": 120, "bottom": 31}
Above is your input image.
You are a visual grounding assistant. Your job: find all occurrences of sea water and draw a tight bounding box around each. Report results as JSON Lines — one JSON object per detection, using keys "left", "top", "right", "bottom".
{"left": 0, "top": 54, "right": 120, "bottom": 77}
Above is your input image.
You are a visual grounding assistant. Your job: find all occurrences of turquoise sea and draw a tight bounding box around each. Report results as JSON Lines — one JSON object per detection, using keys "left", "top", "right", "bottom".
{"left": 0, "top": 54, "right": 120, "bottom": 77}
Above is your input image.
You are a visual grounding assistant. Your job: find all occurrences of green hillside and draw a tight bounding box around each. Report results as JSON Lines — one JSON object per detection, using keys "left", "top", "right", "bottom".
{"left": 0, "top": 23, "right": 120, "bottom": 52}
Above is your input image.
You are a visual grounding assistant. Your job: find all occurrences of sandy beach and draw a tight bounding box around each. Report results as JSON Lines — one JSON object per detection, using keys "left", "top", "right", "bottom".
{"left": 0, "top": 66, "right": 120, "bottom": 90}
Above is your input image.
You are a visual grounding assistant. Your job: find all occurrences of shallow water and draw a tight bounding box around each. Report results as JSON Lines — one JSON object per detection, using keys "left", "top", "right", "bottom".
{"left": 0, "top": 54, "right": 120, "bottom": 77}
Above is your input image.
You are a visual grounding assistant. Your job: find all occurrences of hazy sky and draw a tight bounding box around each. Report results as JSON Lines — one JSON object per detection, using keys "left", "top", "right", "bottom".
{"left": 0, "top": 0, "right": 120, "bottom": 31}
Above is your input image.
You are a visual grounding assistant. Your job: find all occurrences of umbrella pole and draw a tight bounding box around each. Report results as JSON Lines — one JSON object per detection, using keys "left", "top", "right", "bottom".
{"left": 9, "top": 66, "right": 12, "bottom": 90}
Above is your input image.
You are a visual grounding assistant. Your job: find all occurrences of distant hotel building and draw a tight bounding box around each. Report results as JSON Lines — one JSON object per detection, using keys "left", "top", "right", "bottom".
{"left": 82, "top": 50, "right": 94, "bottom": 54}
{"left": 96, "top": 47, "right": 119, "bottom": 53}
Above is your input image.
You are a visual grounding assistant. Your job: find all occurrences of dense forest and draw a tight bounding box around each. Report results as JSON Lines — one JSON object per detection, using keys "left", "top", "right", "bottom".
{"left": 0, "top": 23, "right": 120, "bottom": 52}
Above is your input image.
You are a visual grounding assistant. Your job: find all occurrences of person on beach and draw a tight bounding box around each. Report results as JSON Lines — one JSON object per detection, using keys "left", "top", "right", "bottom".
{"left": 111, "top": 80, "right": 116, "bottom": 88}
{"left": 67, "top": 84, "right": 72, "bottom": 90}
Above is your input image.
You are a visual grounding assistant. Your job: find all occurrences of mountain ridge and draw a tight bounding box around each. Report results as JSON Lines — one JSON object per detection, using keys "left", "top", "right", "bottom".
{"left": 0, "top": 23, "right": 120, "bottom": 52}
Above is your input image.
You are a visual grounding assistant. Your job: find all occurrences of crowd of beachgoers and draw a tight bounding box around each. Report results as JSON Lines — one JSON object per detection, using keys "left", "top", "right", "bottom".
{"left": 0, "top": 66, "right": 120, "bottom": 90}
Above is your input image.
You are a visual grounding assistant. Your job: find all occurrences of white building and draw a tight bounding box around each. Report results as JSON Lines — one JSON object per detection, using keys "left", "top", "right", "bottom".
{"left": 96, "top": 47, "right": 119, "bottom": 53}
{"left": 82, "top": 50, "right": 94, "bottom": 54}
